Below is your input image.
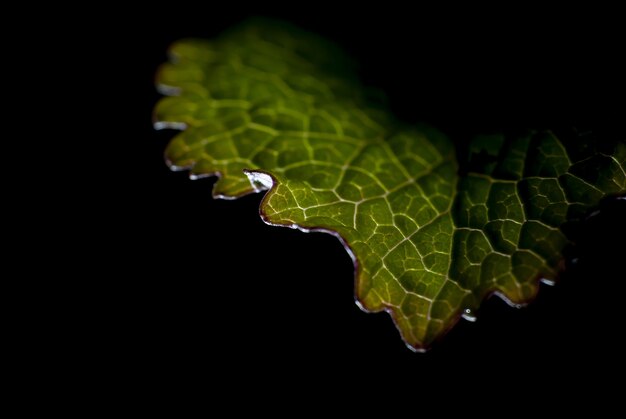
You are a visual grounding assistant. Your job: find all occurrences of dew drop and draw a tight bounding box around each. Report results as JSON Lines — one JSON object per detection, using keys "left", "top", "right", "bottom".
{"left": 462, "top": 308, "right": 477, "bottom": 322}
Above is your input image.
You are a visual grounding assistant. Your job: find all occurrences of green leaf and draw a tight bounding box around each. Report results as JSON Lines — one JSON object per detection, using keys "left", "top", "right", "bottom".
{"left": 154, "top": 19, "right": 626, "bottom": 351}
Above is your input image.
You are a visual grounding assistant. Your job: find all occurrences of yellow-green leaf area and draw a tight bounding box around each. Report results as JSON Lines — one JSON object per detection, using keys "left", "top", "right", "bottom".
{"left": 155, "top": 19, "right": 626, "bottom": 351}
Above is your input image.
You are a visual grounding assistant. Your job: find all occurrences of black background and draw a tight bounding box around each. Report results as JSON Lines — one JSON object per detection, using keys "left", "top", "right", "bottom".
{"left": 95, "top": 6, "right": 625, "bottom": 399}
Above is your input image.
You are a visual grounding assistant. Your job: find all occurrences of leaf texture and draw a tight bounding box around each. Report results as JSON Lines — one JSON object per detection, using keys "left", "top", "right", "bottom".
{"left": 154, "top": 19, "right": 626, "bottom": 351}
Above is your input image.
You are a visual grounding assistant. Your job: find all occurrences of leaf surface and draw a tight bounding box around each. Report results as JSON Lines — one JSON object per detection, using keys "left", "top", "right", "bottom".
{"left": 155, "top": 20, "right": 626, "bottom": 351}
